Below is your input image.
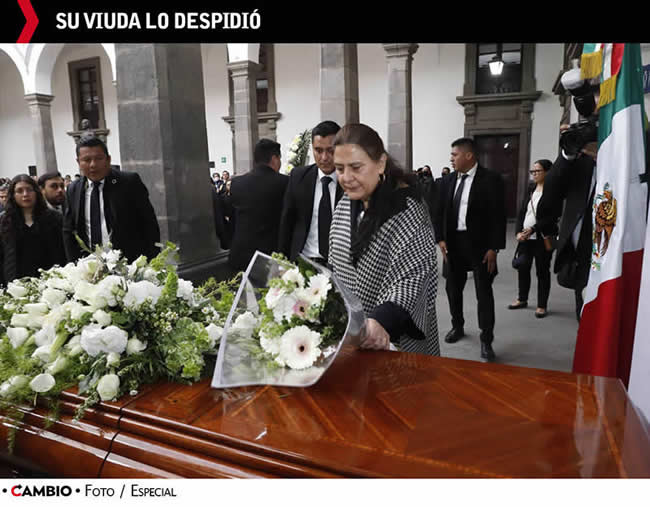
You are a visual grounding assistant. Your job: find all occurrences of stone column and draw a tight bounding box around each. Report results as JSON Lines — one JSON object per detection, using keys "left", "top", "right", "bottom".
{"left": 228, "top": 60, "right": 259, "bottom": 175}
{"left": 320, "top": 44, "right": 359, "bottom": 125}
{"left": 115, "top": 44, "right": 223, "bottom": 282}
{"left": 25, "top": 93, "right": 58, "bottom": 175}
{"left": 383, "top": 44, "right": 418, "bottom": 171}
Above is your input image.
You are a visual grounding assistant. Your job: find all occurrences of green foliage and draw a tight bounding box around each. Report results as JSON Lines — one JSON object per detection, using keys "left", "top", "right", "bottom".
{"left": 158, "top": 317, "right": 211, "bottom": 381}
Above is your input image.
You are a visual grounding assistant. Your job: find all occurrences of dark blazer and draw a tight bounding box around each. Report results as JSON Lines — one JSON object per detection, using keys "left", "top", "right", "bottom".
{"left": 278, "top": 164, "right": 343, "bottom": 261}
{"left": 433, "top": 165, "right": 507, "bottom": 260}
{"left": 63, "top": 169, "right": 161, "bottom": 263}
{"left": 228, "top": 165, "right": 289, "bottom": 272}
{"left": 536, "top": 154, "right": 595, "bottom": 277}
{"left": 0, "top": 209, "right": 66, "bottom": 286}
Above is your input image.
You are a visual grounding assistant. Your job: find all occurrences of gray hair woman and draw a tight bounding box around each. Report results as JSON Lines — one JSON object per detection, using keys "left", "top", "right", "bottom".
{"left": 328, "top": 123, "right": 439, "bottom": 355}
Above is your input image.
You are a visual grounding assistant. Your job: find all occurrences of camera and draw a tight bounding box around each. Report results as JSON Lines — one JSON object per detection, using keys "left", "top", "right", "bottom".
{"left": 559, "top": 68, "right": 599, "bottom": 157}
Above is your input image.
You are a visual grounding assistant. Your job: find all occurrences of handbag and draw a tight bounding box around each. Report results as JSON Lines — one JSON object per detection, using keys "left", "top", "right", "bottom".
{"left": 511, "top": 242, "right": 529, "bottom": 270}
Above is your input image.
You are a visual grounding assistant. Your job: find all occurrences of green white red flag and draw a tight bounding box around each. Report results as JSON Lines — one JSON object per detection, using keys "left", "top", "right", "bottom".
{"left": 573, "top": 43, "right": 648, "bottom": 387}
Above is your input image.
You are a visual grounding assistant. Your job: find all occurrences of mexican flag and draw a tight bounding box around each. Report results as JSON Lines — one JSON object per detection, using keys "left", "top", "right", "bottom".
{"left": 573, "top": 43, "right": 648, "bottom": 387}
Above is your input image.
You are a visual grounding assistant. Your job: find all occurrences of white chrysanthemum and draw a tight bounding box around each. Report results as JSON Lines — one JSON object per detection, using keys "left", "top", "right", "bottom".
{"left": 303, "top": 274, "right": 332, "bottom": 305}
{"left": 281, "top": 268, "right": 305, "bottom": 289}
{"left": 123, "top": 280, "right": 162, "bottom": 309}
{"left": 24, "top": 303, "right": 49, "bottom": 316}
{"left": 42, "top": 288, "right": 67, "bottom": 308}
{"left": 272, "top": 293, "right": 298, "bottom": 324}
{"left": 80, "top": 325, "right": 128, "bottom": 357}
{"left": 230, "top": 311, "right": 258, "bottom": 340}
{"left": 260, "top": 328, "right": 281, "bottom": 356}
{"left": 126, "top": 337, "right": 147, "bottom": 355}
{"left": 205, "top": 323, "right": 223, "bottom": 349}
{"left": 278, "top": 326, "right": 322, "bottom": 370}
{"left": 93, "top": 309, "right": 112, "bottom": 327}
{"left": 32, "top": 344, "right": 52, "bottom": 363}
{"left": 96, "top": 374, "right": 120, "bottom": 401}
{"left": 0, "top": 375, "right": 29, "bottom": 398}
{"left": 264, "top": 287, "right": 286, "bottom": 309}
{"left": 7, "top": 328, "right": 29, "bottom": 348}
{"left": 46, "top": 355, "right": 69, "bottom": 375}
{"left": 6, "top": 282, "right": 28, "bottom": 299}
{"left": 101, "top": 249, "right": 122, "bottom": 271}
{"left": 29, "top": 373, "right": 56, "bottom": 393}
{"left": 176, "top": 279, "right": 194, "bottom": 302}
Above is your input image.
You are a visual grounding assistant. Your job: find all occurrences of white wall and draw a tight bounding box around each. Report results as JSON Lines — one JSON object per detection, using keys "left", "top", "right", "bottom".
{"left": 358, "top": 44, "right": 389, "bottom": 151}
{"left": 201, "top": 44, "right": 232, "bottom": 174}
{"left": 274, "top": 44, "right": 321, "bottom": 165}
{"left": 530, "top": 44, "right": 564, "bottom": 169}
{"left": 412, "top": 44, "right": 466, "bottom": 176}
{"left": 0, "top": 52, "right": 34, "bottom": 179}
{"left": 50, "top": 44, "right": 120, "bottom": 176}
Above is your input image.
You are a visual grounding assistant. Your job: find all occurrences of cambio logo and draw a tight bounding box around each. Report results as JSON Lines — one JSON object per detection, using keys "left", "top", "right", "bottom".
{"left": 10, "top": 485, "right": 73, "bottom": 497}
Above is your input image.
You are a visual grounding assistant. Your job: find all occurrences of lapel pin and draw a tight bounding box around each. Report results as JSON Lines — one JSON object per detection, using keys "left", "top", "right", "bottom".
{"left": 112, "top": 179, "right": 117, "bottom": 184}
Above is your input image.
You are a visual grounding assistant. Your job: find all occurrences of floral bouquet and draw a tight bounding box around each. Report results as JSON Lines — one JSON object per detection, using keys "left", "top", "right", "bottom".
{"left": 281, "top": 129, "right": 311, "bottom": 175}
{"left": 0, "top": 241, "right": 237, "bottom": 449}
{"left": 211, "top": 252, "right": 365, "bottom": 388}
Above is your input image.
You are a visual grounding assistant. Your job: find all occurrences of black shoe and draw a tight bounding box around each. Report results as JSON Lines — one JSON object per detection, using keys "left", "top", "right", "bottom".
{"left": 444, "top": 328, "right": 465, "bottom": 343}
{"left": 507, "top": 300, "right": 528, "bottom": 309}
{"left": 480, "top": 342, "right": 496, "bottom": 361}
{"left": 535, "top": 309, "right": 548, "bottom": 318}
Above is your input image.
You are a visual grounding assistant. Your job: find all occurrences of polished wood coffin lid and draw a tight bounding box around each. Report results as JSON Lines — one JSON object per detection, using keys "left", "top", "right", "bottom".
{"left": 2, "top": 346, "right": 650, "bottom": 477}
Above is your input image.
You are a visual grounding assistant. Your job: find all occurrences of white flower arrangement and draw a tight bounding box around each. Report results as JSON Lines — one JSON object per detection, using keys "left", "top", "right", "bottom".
{"left": 0, "top": 241, "right": 240, "bottom": 449}
{"left": 281, "top": 129, "right": 312, "bottom": 175}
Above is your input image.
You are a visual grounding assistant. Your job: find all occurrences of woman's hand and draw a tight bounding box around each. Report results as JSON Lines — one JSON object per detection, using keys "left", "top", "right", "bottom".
{"left": 360, "top": 318, "right": 391, "bottom": 350}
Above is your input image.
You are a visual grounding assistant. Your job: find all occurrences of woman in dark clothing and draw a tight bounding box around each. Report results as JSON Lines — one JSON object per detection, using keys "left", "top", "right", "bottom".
{"left": 0, "top": 174, "right": 66, "bottom": 286}
{"left": 508, "top": 159, "right": 556, "bottom": 318}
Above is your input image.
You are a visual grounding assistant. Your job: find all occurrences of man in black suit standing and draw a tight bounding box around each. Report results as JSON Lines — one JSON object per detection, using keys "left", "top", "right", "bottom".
{"left": 279, "top": 121, "right": 343, "bottom": 266}
{"left": 63, "top": 136, "right": 160, "bottom": 263}
{"left": 434, "top": 138, "right": 506, "bottom": 361}
{"left": 228, "top": 139, "right": 289, "bottom": 272}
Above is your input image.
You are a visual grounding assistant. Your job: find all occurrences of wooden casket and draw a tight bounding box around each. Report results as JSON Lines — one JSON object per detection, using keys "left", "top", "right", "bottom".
{"left": 2, "top": 346, "right": 650, "bottom": 478}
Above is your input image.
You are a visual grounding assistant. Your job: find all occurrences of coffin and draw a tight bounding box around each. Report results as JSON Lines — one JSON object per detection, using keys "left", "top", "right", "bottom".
{"left": 2, "top": 346, "right": 649, "bottom": 478}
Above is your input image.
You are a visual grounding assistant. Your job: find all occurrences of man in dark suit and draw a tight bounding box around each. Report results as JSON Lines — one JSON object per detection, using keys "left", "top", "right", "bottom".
{"left": 63, "top": 136, "right": 160, "bottom": 263}
{"left": 279, "top": 120, "right": 343, "bottom": 266}
{"left": 536, "top": 131, "right": 597, "bottom": 321}
{"left": 228, "top": 139, "right": 289, "bottom": 272}
{"left": 434, "top": 138, "right": 506, "bottom": 361}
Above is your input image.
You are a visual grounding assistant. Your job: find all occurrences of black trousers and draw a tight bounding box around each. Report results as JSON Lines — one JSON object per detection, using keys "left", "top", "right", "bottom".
{"left": 516, "top": 238, "right": 552, "bottom": 308}
{"left": 445, "top": 231, "right": 496, "bottom": 343}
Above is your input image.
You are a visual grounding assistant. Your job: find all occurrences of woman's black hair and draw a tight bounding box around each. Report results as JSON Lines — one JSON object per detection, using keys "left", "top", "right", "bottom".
{"left": 534, "top": 159, "right": 553, "bottom": 172}
{"left": 333, "top": 123, "right": 420, "bottom": 264}
{"left": 0, "top": 174, "right": 48, "bottom": 237}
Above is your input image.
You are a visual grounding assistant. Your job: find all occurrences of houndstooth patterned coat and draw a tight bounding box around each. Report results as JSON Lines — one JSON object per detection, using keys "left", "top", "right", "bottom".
{"left": 329, "top": 194, "right": 440, "bottom": 356}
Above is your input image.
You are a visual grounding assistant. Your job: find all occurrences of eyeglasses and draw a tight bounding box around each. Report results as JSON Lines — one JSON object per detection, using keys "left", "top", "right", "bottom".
{"left": 529, "top": 170, "right": 543, "bottom": 174}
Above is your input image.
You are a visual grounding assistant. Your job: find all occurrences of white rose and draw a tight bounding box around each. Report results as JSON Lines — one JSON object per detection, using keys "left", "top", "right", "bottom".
{"left": 106, "top": 352, "right": 121, "bottom": 367}
{"left": 281, "top": 268, "right": 305, "bottom": 288}
{"left": 96, "top": 374, "right": 120, "bottom": 401}
{"left": 205, "top": 323, "right": 223, "bottom": 349}
{"left": 78, "top": 256, "right": 101, "bottom": 281}
{"left": 46, "top": 276, "right": 73, "bottom": 293}
{"left": 123, "top": 281, "right": 162, "bottom": 309}
{"left": 80, "top": 325, "right": 127, "bottom": 357}
{"left": 101, "top": 326, "right": 128, "bottom": 354}
{"left": 176, "top": 279, "right": 194, "bottom": 302}
{"left": 46, "top": 355, "right": 69, "bottom": 375}
{"left": 74, "top": 280, "right": 99, "bottom": 306}
{"left": 29, "top": 373, "right": 56, "bottom": 393}
{"left": 0, "top": 375, "right": 29, "bottom": 397}
{"left": 32, "top": 345, "right": 52, "bottom": 363}
{"left": 126, "top": 337, "right": 147, "bottom": 355}
{"left": 230, "top": 311, "right": 258, "bottom": 340}
{"left": 95, "top": 275, "right": 125, "bottom": 307}
{"left": 101, "top": 249, "right": 122, "bottom": 271}
{"left": 42, "top": 288, "right": 67, "bottom": 308}
{"left": 59, "top": 263, "right": 84, "bottom": 287}
{"left": 93, "top": 309, "right": 112, "bottom": 327}
{"left": 63, "top": 301, "right": 91, "bottom": 321}
{"left": 79, "top": 325, "right": 104, "bottom": 356}
{"left": 24, "top": 303, "right": 49, "bottom": 316}
{"left": 7, "top": 327, "right": 29, "bottom": 348}
{"left": 6, "top": 282, "right": 28, "bottom": 299}
{"left": 142, "top": 268, "right": 158, "bottom": 282}
{"left": 10, "top": 313, "right": 31, "bottom": 328}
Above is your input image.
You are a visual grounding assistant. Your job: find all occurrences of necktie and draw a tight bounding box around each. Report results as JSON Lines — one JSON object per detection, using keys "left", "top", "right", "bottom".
{"left": 318, "top": 176, "right": 333, "bottom": 260}
{"left": 90, "top": 181, "right": 102, "bottom": 248}
{"left": 452, "top": 174, "right": 468, "bottom": 230}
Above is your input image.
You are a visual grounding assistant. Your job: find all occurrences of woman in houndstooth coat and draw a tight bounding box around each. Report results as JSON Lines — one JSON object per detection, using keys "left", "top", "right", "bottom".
{"left": 328, "top": 124, "right": 439, "bottom": 355}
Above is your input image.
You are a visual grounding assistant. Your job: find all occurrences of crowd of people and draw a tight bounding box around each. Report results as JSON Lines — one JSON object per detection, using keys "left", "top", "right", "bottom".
{"left": 1, "top": 118, "right": 597, "bottom": 363}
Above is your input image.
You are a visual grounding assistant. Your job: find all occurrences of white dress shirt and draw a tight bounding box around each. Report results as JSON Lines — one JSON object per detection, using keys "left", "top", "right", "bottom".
{"left": 455, "top": 163, "right": 477, "bottom": 231}
{"left": 301, "top": 168, "right": 338, "bottom": 259}
{"left": 85, "top": 178, "right": 110, "bottom": 247}
{"left": 523, "top": 189, "right": 543, "bottom": 239}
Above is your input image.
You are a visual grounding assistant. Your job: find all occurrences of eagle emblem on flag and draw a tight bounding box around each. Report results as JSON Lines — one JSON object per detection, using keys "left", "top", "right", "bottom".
{"left": 592, "top": 182, "right": 617, "bottom": 265}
